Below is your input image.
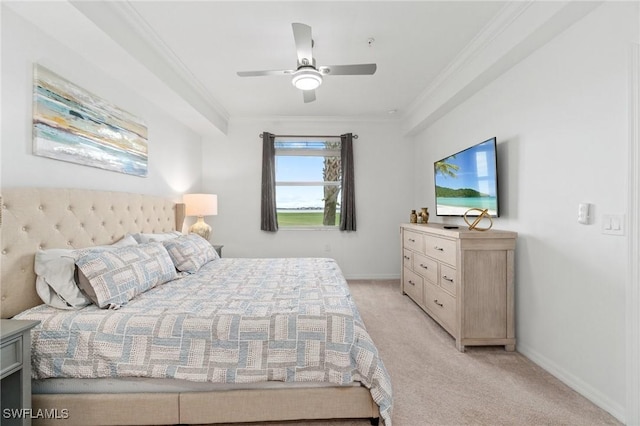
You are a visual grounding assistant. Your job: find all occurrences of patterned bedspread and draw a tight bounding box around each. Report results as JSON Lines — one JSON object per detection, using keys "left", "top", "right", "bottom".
{"left": 15, "top": 258, "right": 393, "bottom": 424}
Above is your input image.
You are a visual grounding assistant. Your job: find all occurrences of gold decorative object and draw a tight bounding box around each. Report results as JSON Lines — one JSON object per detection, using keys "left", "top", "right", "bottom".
{"left": 420, "top": 207, "right": 429, "bottom": 224}
{"left": 463, "top": 208, "right": 493, "bottom": 231}
{"left": 410, "top": 209, "right": 417, "bottom": 223}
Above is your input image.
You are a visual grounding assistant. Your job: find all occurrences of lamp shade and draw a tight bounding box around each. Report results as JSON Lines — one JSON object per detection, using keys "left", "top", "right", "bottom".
{"left": 184, "top": 194, "right": 218, "bottom": 217}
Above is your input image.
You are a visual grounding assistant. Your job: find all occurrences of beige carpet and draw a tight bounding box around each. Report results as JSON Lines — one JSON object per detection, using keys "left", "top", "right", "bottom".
{"left": 211, "top": 279, "right": 621, "bottom": 426}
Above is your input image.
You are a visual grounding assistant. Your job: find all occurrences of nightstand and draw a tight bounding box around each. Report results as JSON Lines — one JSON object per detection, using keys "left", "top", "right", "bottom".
{"left": 1, "top": 319, "right": 40, "bottom": 426}
{"left": 213, "top": 244, "right": 224, "bottom": 258}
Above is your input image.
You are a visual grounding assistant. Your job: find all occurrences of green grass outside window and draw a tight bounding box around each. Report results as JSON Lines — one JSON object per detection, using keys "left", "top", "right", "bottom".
{"left": 277, "top": 212, "right": 341, "bottom": 227}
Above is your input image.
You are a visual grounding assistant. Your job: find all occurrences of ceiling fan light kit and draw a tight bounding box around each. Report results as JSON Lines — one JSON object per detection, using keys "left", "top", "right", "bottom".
{"left": 291, "top": 68, "right": 323, "bottom": 90}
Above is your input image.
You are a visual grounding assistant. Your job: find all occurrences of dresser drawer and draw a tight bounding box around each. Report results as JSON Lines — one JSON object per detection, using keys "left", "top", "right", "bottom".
{"left": 402, "top": 249, "right": 413, "bottom": 269}
{"left": 413, "top": 253, "right": 438, "bottom": 283}
{"left": 403, "top": 267, "right": 424, "bottom": 304}
{"left": 1, "top": 335, "right": 22, "bottom": 378}
{"left": 424, "top": 235, "right": 457, "bottom": 265}
{"left": 425, "top": 281, "right": 456, "bottom": 331}
{"left": 440, "top": 264, "right": 457, "bottom": 296}
{"left": 403, "top": 230, "right": 424, "bottom": 253}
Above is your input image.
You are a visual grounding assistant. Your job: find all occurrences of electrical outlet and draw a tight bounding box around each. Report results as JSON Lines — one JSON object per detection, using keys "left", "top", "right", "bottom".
{"left": 578, "top": 203, "right": 590, "bottom": 224}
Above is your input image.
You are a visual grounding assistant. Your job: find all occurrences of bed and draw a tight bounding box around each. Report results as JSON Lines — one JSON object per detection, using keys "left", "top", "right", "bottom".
{"left": 1, "top": 188, "right": 392, "bottom": 426}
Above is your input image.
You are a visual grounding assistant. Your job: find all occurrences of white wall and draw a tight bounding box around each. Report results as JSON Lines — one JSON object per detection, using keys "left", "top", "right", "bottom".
{"left": 201, "top": 117, "right": 412, "bottom": 279}
{"left": 0, "top": 7, "right": 203, "bottom": 199}
{"left": 410, "top": 2, "right": 637, "bottom": 421}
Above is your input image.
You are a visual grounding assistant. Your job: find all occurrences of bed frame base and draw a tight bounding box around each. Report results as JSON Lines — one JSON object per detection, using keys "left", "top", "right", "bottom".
{"left": 32, "top": 387, "right": 380, "bottom": 425}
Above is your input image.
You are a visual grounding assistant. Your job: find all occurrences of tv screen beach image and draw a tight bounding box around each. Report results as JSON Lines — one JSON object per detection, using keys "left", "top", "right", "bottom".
{"left": 434, "top": 138, "right": 498, "bottom": 216}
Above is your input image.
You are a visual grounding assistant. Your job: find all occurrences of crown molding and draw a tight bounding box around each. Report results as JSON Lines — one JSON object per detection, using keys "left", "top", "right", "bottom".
{"left": 109, "top": 1, "right": 229, "bottom": 119}
{"left": 404, "top": 1, "right": 534, "bottom": 117}
{"left": 71, "top": 0, "right": 229, "bottom": 135}
{"left": 401, "top": 0, "right": 602, "bottom": 136}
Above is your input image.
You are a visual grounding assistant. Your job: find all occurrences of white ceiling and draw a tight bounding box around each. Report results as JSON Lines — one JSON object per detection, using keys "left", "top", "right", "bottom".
{"left": 124, "top": 1, "right": 505, "bottom": 118}
{"left": 3, "top": 1, "right": 600, "bottom": 136}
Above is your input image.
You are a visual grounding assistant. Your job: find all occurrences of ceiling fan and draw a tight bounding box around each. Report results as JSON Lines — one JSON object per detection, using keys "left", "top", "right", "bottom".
{"left": 237, "top": 23, "right": 377, "bottom": 103}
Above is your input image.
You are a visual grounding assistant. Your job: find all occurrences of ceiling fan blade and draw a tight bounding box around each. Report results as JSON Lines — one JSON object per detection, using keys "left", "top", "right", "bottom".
{"left": 303, "top": 90, "right": 316, "bottom": 103}
{"left": 319, "top": 63, "right": 377, "bottom": 76}
{"left": 237, "top": 69, "right": 294, "bottom": 77}
{"left": 292, "top": 23, "right": 314, "bottom": 65}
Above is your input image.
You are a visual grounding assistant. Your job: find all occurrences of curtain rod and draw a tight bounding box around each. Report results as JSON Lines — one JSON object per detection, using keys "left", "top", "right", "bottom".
{"left": 259, "top": 133, "right": 358, "bottom": 139}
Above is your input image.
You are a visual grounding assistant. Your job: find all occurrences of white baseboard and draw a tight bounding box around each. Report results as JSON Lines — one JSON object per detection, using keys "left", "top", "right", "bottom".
{"left": 517, "top": 343, "right": 625, "bottom": 423}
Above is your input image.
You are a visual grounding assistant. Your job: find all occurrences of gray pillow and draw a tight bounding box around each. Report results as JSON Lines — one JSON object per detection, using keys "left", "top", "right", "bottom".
{"left": 34, "top": 235, "right": 138, "bottom": 310}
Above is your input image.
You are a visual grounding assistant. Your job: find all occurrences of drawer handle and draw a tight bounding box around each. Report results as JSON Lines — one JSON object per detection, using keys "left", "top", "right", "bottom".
{"left": 442, "top": 276, "right": 454, "bottom": 282}
{"left": 434, "top": 246, "right": 444, "bottom": 251}
{"left": 404, "top": 255, "right": 411, "bottom": 260}
{"left": 419, "top": 264, "right": 429, "bottom": 270}
{"left": 434, "top": 299, "right": 444, "bottom": 307}
{"left": 408, "top": 280, "right": 416, "bottom": 286}
{"left": 408, "top": 238, "right": 416, "bottom": 243}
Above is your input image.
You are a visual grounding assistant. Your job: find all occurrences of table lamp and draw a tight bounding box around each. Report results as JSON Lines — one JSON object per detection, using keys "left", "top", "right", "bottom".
{"left": 183, "top": 193, "right": 218, "bottom": 240}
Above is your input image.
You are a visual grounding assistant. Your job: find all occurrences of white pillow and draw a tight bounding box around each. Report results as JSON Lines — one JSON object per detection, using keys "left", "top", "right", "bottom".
{"left": 34, "top": 235, "right": 138, "bottom": 310}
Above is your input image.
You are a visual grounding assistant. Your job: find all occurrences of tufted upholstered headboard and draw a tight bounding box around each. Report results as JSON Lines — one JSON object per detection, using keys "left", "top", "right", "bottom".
{"left": 0, "top": 188, "right": 186, "bottom": 319}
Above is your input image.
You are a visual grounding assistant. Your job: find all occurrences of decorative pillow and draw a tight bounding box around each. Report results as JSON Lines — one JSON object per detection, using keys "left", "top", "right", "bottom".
{"left": 75, "top": 243, "right": 177, "bottom": 309}
{"left": 130, "top": 231, "right": 182, "bottom": 244}
{"left": 162, "top": 233, "right": 218, "bottom": 274}
{"left": 34, "top": 235, "right": 138, "bottom": 310}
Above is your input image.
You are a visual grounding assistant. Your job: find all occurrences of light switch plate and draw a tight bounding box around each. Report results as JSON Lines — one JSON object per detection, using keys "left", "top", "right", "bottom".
{"left": 602, "top": 214, "right": 625, "bottom": 235}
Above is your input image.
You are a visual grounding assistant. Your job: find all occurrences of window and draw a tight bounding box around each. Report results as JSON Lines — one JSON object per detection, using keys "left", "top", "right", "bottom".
{"left": 274, "top": 138, "right": 342, "bottom": 227}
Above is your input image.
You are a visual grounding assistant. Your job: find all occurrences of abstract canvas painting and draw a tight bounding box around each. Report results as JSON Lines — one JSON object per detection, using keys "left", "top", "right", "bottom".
{"left": 33, "top": 64, "right": 148, "bottom": 177}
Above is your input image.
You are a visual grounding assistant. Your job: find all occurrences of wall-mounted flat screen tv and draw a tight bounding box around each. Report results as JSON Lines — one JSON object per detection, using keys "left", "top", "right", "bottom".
{"left": 434, "top": 137, "right": 499, "bottom": 217}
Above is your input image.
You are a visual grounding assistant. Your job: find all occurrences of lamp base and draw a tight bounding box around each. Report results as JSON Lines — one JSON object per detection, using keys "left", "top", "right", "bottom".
{"left": 189, "top": 217, "right": 212, "bottom": 241}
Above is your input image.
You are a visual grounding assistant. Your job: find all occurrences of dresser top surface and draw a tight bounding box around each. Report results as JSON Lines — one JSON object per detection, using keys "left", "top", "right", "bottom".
{"left": 401, "top": 223, "right": 517, "bottom": 239}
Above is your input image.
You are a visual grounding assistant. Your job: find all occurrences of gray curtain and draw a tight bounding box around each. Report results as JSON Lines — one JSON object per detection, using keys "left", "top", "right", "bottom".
{"left": 260, "top": 132, "right": 278, "bottom": 232}
{"left": 340, "top": 133, "right": 356, "bottom": 231}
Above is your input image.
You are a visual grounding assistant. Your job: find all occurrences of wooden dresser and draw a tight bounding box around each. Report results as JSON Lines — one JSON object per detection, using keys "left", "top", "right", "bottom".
{"left": 400, "top": 223, "right": 517, "bottom": 352}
